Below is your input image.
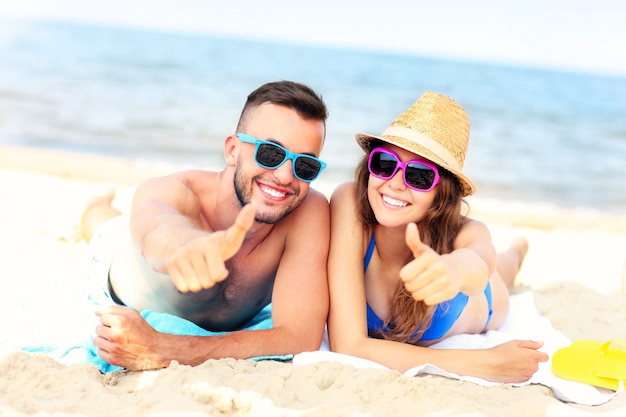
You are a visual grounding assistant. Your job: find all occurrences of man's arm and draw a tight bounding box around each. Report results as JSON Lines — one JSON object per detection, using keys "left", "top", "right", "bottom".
{"left": 94, "top": 189, "right": 330, "bottom": 369}
{"left": 94, "top": 306, "right": 301, "bottom": 369}
{"left": 129, "top": 173, "right": 207, "bottom": 268}
{"left": 263, "top": 188, "right": 330, "bottom": 353}
{"left": 126, "top": 171, "right": 256, "bottom": 292}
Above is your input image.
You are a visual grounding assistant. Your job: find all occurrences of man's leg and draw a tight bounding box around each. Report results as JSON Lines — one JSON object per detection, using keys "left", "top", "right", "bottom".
{"left": 78, "top": 189, "right": 121, "bottom": 242}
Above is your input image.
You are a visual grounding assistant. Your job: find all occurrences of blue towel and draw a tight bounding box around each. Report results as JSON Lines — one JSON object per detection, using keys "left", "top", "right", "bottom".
{"left": 23, "top": 304, "right": 292, "bottom": 373}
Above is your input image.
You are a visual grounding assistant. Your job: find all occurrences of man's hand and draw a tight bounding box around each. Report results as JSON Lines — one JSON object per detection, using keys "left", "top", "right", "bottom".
{"left": 164, "top": 204, "right": 256, "bottom": 292}
{"left": 94, "top": 305, "right": 167, "bottom": 370}
{"left": 399, "top": 223, "right": 461, "bottom": 305}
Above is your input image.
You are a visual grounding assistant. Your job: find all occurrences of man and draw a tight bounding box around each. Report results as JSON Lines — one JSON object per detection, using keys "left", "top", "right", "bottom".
{"left": 83, "top": 80, "right": 330, "bottom": 370}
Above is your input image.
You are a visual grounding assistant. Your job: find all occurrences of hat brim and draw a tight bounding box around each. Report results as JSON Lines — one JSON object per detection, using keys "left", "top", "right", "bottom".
{"left": 356, "top": 132, "right": 477, "bottom": 197}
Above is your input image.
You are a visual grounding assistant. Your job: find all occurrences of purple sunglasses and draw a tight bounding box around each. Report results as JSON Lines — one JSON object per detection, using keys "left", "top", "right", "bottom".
{"left": 368, "top": 147, "right": 440, "bottom": 192}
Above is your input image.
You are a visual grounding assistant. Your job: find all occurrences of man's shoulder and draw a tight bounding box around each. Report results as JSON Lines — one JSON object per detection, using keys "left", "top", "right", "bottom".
{"left": 135, "top": 169, "right": 222, "bottom": 206}
{"left": 296, "top": 187, "right": 330, "bottom": 214}
{"left": 305, "top": 186, "right": 331, "bottom": 203}
{"left": 160, "top": 169, "right": 221, "bottom": 191}
{"left": 278, "top": 187, "right": 330, "bottom": 228}
{"left": 168, "top": 168, "right": 220, "bottom": 181}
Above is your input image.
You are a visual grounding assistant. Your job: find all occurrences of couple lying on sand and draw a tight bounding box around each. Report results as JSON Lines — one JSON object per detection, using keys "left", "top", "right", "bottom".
{"left": 77, "top": 80, "right": 546, "bottom": 383}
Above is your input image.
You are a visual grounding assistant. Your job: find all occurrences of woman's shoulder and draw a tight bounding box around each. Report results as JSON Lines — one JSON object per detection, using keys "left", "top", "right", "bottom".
{"left": 329, "top": 181, "right": 364, "bottom": 224}
{"left": 460, "top": 216, "right": 488, "bottom": 230}
{"left": 330, "top": 181, "right": 356, "bottom": 200}
{"left": 456, "top": 216, "right": 492, "bottom": 242}
{"left": 329, "top": 182, "right": 359, "bottom": 209}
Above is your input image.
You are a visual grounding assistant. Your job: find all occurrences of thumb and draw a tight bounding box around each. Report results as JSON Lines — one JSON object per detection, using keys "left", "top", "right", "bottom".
{"left": 221, "top": 204, "right": 256, "bottom": 259}
{"left": 405, "top": 223, "right": 426, "bottom": 258}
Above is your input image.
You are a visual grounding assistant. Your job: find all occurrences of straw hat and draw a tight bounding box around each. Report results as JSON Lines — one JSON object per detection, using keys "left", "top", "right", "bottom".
{"left": 355, "top": 91, "right": 476, "bottom": 196}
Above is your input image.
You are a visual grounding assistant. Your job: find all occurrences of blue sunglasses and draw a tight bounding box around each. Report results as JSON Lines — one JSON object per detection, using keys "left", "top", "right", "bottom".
{"left": 237, "top": 133, "right": 326, "bottom": 182}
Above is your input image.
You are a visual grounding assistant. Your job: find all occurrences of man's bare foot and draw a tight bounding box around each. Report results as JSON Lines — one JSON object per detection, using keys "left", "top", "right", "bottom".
{"left": 75, "top": 188, "right": 121, "bottom": 242}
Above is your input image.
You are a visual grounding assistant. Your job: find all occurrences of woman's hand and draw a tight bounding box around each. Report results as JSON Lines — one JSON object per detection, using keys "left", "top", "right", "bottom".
{"left": 480, "top": 340, "right": 549, "bottom": 383}
{"left": 400, "top": 223, "right": 461, "bottom": 305}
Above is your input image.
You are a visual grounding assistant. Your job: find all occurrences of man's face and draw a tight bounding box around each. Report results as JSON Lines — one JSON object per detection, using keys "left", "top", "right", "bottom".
{"left": 233, "top": 103, "right": 325, "bottom": 224}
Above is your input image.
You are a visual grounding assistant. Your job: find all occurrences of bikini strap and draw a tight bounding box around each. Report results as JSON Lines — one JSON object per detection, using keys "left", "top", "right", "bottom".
{"left": 363, "top": 233, "right": 376, "bottom": 271}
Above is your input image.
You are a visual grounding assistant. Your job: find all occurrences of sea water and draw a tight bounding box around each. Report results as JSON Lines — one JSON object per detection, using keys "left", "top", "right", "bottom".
{"left": 1, "top": 20, "right": 624, "bottom": 214}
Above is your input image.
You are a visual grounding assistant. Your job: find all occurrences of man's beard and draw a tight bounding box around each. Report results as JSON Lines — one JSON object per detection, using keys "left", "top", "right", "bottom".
{"left": 233, "top": 166, "right": 301, "bottom": 224}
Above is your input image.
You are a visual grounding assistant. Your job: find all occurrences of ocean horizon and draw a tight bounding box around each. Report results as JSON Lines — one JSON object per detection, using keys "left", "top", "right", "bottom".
{"left": 1, "top": 19, "right": 625, "bottom": 215}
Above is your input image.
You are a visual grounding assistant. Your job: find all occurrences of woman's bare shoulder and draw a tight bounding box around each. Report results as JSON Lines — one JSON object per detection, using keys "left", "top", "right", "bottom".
{"left": 329, "top": 181, "right": 357, "bottom": 203}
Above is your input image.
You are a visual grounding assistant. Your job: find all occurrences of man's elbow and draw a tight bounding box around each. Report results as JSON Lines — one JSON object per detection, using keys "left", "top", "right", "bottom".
{"left": 294, "top": 330, "right": 325, "bottom": 353}
{"left": 280, "top": 324, "right": 325, "bottom": 354}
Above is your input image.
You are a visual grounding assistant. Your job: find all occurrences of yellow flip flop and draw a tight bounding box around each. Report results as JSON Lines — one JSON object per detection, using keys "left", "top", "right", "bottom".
{"left": 552, "top": 340, "right": 626, "bottom": 391}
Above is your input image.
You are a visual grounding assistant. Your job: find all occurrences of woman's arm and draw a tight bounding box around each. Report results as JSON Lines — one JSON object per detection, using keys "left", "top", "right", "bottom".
{"left": 327, "top": 182, "right": 372, "bottom": 354}
{"left": 350, "top": 335, "right": 546, "bottom": 383}
{"left": 446, "top": 218, "right": 498, "bottom": 295}
{"left": 400, "top": 219, "right": 496, "bottom": 305}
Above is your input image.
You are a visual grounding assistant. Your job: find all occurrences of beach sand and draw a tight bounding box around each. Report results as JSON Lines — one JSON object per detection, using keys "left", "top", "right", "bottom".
{"left": 1, "top": 145, "right": 625, "bottom": 416}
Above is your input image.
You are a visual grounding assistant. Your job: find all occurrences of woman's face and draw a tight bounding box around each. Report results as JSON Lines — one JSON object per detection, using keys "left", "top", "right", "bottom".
{"left": 367, "top": 144, "right": 437, "bottom": 229}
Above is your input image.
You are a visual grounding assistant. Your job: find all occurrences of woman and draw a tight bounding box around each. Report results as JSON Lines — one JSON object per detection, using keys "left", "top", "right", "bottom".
{"left": 327, "top": 91, "right": 548, "bottom": 383}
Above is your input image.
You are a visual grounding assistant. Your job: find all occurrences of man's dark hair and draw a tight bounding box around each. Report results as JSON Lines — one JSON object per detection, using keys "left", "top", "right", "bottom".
{"left": 236, "top": 80, "right": 328, "bottom": 136}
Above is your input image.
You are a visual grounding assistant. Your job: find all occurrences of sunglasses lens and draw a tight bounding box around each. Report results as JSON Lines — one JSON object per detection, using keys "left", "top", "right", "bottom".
{"left": 405, "top": 163, "right": 436, "bottom": 190}
{"left": 256, "top": 143, "right": 286, "bottom": 168}
{"left": 370, "top": 150, "right": 398, "bottom": 178}
{"left": 294, "top": 157, "right": 322, "bottom": 181}
{"left": 255, "top": 141, "right": 322, "bottom": 181}
{"left": 369, "top": 148, "right": 438, "bottom": 191}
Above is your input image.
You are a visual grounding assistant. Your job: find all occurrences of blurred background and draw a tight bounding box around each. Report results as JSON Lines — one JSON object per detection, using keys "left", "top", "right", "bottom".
{"left": 1, "top": 0, "right": 625, "bottom": 214}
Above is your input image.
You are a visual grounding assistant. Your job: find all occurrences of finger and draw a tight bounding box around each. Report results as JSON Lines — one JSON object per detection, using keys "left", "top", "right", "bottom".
{"left": 399, "top": 246, "right": 439, "bottom": 285}
{"left": 399, "top": 231, "right": 432, "bottom": 283}
{"left": 402, "top": 254, "right": 443, "bottom": 284}
{"left": 204, "top": 252, "right": 229, "bottom": 284}
{"left": 179, "top": 250, "right": 227, "bottom": 290}
{"left": 169, "top": 267, "right": 191, "bottom": 292}
{"left": 517, "top": 340, "right": 549, "bottom": 362}
{"left": 95, "top": 305, "right": 124, "bottom": 317}
{"left": 175, "top": 255, "right": 208, "bottom": 292}
{"left": 96, "top": 306, "right": 126, "bottom": 326}
{"left": 405, "top": 222, "right": 426, "bottom": 258}
{"left": 221, "top": 204, "right": 256, "bottom": 259}
{"left": 95, "top": 323, "right": 112, "bottom": 337}
{"left": 96, "top": 316, "right": 123, "bottom": 341}
{"left": 421, "top": 289, "right": 455, "bottom": 305}
{"left": 519, "top": 340, "right": 545, "bottom": 350}
{"left": 93, "top": 335, "right": 113, "bottom": 352}
{"left": 93, "top": 340, "right": 121, "bottom": 366}
{"left": 408, "top": 283, "right": 444, "bottom": 304}
{"left": 165, "top": 253, "right": 200, "bottom": 292}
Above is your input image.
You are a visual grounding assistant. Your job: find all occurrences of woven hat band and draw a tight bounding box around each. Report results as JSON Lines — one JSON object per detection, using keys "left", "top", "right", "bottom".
{"left": 381, "top": 126, "right": 462, "bottom": 171}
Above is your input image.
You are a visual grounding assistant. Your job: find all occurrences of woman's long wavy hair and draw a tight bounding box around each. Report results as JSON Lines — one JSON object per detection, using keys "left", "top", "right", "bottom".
{"left": 356, "top": 143, "right": 466, "bottom": 344}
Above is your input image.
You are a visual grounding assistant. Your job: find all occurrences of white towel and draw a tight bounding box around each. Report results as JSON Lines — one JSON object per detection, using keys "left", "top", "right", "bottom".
{"left": 293, "top": 292, "right": 619, "bottom": 406}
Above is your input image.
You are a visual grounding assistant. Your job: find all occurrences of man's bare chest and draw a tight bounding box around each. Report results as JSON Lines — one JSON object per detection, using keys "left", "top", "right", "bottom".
{"left": 170, "top": 258, "right": 278, "bottom": 331}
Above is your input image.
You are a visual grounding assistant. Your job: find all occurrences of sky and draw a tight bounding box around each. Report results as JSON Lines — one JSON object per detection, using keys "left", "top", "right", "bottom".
{"left": 1, "top": 0, "right": 625, "bottom": 76}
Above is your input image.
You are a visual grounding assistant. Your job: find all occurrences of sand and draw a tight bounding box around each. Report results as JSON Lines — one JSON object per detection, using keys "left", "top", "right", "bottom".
{"left": 1, "top": 145, "right": 625, "bottom": 416}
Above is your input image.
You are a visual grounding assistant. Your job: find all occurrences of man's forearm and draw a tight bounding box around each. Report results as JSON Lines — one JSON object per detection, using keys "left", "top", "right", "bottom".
{"left": 145, "top": 327, "right": 314, "bottom": 369}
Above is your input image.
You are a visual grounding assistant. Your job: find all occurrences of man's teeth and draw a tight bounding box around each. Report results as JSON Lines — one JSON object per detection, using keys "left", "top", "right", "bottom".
{"left": 383, "top": 195, "right": 408, "bottom": 207}
{"left": 261, "top": 185, "right": 286, "bottom": 198}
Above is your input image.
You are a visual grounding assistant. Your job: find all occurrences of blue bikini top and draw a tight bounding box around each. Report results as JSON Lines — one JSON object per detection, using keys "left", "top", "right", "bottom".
{"left": 363, "top": 233, "right": 470, "bottom": 341}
